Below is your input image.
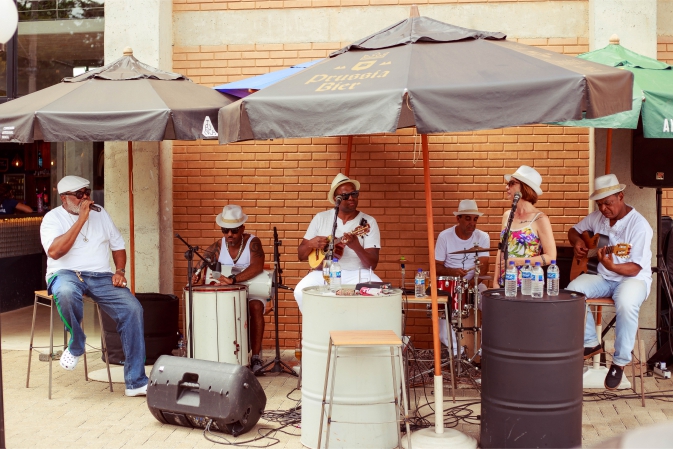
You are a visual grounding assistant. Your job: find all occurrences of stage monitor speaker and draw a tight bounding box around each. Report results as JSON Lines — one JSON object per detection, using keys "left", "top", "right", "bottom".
{"left": 631, "top": 123, "right": 673, "bottom": 188}
{"left": 147, "top": 355, "right": 267, "bottom": 436}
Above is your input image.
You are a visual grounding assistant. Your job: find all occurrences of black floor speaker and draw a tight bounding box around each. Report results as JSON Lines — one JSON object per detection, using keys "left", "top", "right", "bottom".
{"left": 631, "top": 122, "right": 673, "bottom": 188}
{"left": 147, "top": 355, "right": 267, "bottom": 436}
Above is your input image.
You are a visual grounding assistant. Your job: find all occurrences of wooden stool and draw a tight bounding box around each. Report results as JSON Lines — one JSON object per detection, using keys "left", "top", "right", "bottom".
{"left": 317, "top": 330, "right": 411, "bottom": 449}
{"left": 26, "top": 290, "right": 114, "bottom": 399}
{"left": 585, "top": 297, "right": 645, "bottom": 406}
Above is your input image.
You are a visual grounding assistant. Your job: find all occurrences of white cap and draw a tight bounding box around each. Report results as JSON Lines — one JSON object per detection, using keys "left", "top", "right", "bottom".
{"left": 216, "top": 204, "right": 248, "bottom": 228}
{"left": 57, "top": 175, "right": 90, "bottom": 194}
{"left": 504, "top": 165, "right": 543, "bottom": 196}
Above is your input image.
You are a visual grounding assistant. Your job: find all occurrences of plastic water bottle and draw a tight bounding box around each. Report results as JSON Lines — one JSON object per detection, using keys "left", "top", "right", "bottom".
{"left": 504, "top": 261, "right": 517, "bottom": 297}
{"left": 531, "top": 262, "right": 544, "bottom": 298}
{"left": 329, "top": 258, "right": 342, "bottom": 292}
{"left": 521, "top": 259, "right": 532, "bottom": 295}
{"left": 547, "top": 260, "right": 560, "bottom": 296}
{"left": 177, "top": 333, "right": 186, "bottom": 357}
{"left": 415, "top": 269, "right": 426, "bottom": 297}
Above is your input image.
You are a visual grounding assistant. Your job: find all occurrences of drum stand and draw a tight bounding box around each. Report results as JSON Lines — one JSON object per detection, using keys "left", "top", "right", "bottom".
{"left": 451, "top": 254, "right": 483, "bottom": 379}
{"left": 259, "top": 227, "right": 297, "bottom": 376}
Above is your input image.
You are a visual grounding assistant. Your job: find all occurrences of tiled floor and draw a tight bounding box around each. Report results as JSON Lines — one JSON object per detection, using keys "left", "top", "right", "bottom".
{"left": 2, "top": 302, "right": 673, "bottom": 448}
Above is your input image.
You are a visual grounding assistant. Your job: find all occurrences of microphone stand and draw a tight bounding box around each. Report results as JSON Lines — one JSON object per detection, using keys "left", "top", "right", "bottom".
{"left": 260, "top": 227, "right": 297, "bottom": 376}
{"left": 499, "top": 194, "right": 520, "bottom": 287}
{"left": 175, "top": 233, "right": 211, "bottom": 359}
{"left": 327, "top": 198, "right": 342, "bottom": 262}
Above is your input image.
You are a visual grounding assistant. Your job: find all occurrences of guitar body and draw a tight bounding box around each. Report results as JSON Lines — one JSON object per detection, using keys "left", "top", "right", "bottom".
{"left": 307, "top": 224, "right": 370, "bottom": 269}
{"left": 570, "top": 231, "right": 611, "bottom": 281}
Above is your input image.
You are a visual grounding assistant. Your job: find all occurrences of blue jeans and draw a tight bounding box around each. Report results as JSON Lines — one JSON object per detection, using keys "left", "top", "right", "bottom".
{"left": 567, "top": 274, "right": 647, "bottom": 366}
{"left": 48, "top": 270, "right": 148, "bottom": 390}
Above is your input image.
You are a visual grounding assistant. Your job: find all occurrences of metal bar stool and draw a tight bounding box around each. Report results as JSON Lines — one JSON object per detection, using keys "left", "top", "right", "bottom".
{"left": 26, "top": 290, "right": 114, "bottom": 398}
{"left": 318, "top": 330, "right": 412, "bottom": 449}
{"left": 586, "top": 297, "right": 645, "bottom": 406}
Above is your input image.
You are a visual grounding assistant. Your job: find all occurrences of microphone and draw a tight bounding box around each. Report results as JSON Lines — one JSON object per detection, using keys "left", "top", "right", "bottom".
{"left": 511, "top": 192, "right": 521, "bottom": 211}
{"left": 89, "top": 204, "right": 101, "bottom": 212}
{"left": 334, "top": 195, "right": 343, "bottom": 207}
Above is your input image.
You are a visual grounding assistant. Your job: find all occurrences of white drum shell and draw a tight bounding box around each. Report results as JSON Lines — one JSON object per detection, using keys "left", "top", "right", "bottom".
{"left": 301, "top": 286, "right": 402, "bottom": 449}
{"left": 205, "top": 267, "right": 273, "bottom": 301}
{"left": 183, "top": 285, "right": 249, "bottom": 366}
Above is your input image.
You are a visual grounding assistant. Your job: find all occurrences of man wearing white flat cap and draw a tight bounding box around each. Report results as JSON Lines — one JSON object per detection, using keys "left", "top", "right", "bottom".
{"left": 435, "top": 199, "right": 491, "bottom": 353}
{"left": 40, "top": 175, "right": 148, "bottom": 397}
{"left": 295, "top": 173, "right": 382, "bottom": 311}
{"left": 192, "top": 205, "right": 266, "bottom": 374}
{"left": 568, "top": 174, "right": 653, "bottom": 390}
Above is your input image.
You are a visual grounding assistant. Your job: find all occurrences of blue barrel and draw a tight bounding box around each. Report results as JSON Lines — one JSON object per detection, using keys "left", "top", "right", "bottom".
{"left": 480, "top": 289, "right": 584, "bottom": 448}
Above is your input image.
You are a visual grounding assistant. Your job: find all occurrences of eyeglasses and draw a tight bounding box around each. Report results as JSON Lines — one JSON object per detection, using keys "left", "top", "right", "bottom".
{"left": 506, "top": 180, "right": 520, "bottom": 187}
{"left": 221, "top": 226, "right": 242, "bottom": 235}
{"left": 63, "top": 188, "right": 92, "bottom": 199}
{"left": 339, "top": 191, "right": 360, "bottom": 201}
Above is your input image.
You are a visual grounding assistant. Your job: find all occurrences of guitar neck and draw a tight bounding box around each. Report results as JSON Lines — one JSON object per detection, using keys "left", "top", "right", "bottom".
{"left": 587, "top": 245, "right": 617, "bottom": 258}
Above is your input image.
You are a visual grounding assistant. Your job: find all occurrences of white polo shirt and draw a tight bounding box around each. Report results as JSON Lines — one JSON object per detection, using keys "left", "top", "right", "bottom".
{"left": 41, "top": 206, "right": 126, "bottom": 280}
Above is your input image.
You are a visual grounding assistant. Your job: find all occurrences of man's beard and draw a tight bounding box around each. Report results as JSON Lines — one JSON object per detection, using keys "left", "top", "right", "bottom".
{"left": 63, "top": 199, "right": 80, "bottom": 215}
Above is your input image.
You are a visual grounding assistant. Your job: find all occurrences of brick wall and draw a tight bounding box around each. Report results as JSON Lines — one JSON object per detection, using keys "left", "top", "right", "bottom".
{"left": 658, "top": 36, "right": 673, "bottom": 217}
{"left": 173, "top": 36, "right": 593, "bottom": 350}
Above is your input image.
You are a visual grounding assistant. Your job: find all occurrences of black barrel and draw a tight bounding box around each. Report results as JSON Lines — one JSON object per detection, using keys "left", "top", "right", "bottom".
{"left": 101, "top": 293, "right": 179, "bottom": 365}
{"left": 480, "top": 289, "right": 585, "bottom": 448}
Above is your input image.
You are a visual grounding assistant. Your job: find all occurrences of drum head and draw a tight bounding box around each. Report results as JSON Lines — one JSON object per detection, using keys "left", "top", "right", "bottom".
{"left": 185, "top": 284, "right": 247, "bottom": 292}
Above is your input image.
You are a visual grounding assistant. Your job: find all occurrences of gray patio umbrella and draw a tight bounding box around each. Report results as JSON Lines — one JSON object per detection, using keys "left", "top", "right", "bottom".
{"left": 218, "top": 12, "right": 634, "bottom": 449}
{"left": 0, "top": 48, "right": 236, "bottom": 292}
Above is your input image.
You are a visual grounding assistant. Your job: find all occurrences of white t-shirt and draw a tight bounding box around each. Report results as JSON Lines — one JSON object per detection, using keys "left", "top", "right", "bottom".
{"left": 304, "top": 210, "right": 380, "bottom": 271}
{"left": 573, "top": 207, "right": 653, "bottom": 293}
{"left": 435, "top": 227, "right": 490, "bottom": 281}
{"left": 41, "top": 206, "right": 125, "bottom": 280}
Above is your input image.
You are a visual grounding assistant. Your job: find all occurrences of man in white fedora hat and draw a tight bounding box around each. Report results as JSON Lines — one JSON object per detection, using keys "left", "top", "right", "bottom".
{"left": 435, "top": 199, "right": 491, "bottom": 354}
{"left": 192, "top": 205, "right": 267, "bottom": 374}
{"left": 294, "top": 173, "right": 382, "bottom": 311}
{"left": 40, "top": 175, "right": 148, "bottom": 397}
{"left": 567, "top": 174, "right": 653, "bottom": 390}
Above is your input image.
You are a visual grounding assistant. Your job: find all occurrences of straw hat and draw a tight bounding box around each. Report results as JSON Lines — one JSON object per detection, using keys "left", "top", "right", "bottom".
{"left": 216, "top": 205, "right": 248, "bottom": 228}
{"left": 589, "top": 174, "right": 626, "bottom": 201}
{"left": 504, "top": 165, "right": 543, "bottom": 196}
{"left": 57, "top": 175, "right": 90, "bottom": 194}
{"left": 453, "top": 199, "right": 484, "bottom": 216}
{"left": 327, "top": 173, "right": 360, "bottom": 204}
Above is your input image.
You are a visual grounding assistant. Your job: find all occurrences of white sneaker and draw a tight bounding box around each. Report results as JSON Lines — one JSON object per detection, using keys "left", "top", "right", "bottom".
{"left": 125, "top": 383, "right": 148, "bottom": 397}
{"left": 59, "top": 348, "right": 80, "bottom": 371}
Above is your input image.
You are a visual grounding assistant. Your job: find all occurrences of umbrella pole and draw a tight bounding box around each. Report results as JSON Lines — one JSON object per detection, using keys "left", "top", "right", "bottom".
{"left": 345, "top": 135, "right": 353, "bottom": 176}
{"left": 605, "top": 128, "right": 613, "bottom": 174}
{"left": 128, "top": 141, "right": 135, "bottom": 295}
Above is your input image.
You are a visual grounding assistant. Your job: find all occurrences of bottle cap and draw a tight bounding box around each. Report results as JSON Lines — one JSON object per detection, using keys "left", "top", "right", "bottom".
{"left": 551, "top": 260, "right": 556, "bottom": 264}
{"left": 509, "top": 261, "right": 515, "bottom": 265}
{"left": 418, "top": 268, "right": 422, "bottom": 272}
{"left": 535, "top": 262, "right": 541, "bottom": 265}
{"left": 525, "top": 259, "right": 530, "bottom": 263}
{"left": 333, "top": 258, "right": 339, "bottom": 262}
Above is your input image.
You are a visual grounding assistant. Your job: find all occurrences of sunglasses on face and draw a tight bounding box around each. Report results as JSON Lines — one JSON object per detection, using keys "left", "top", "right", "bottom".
{"left": 63, "top": 188, "right": 92, "bottom": 199}
{"left": 221, "top": 226, "right": 242, "bottom": 235}
{"left": 339, "top": 191, "right": 360, "bottom": 201}
{"left": 506, "top": 180, "right": 520, "bottom": 187}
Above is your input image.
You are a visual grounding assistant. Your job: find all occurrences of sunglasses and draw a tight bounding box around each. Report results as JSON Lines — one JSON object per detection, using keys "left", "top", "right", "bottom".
{"left": 339, "top": 191, "right": 360, "bottom": 201}
{"left": 63, "top": 188, "right": 92, "bottom": 199}
{"left": 506, "top": 180, "right": 520, "bottom": 187}
{"left": 221, "top": 226, "right": 242, "bottom": 235}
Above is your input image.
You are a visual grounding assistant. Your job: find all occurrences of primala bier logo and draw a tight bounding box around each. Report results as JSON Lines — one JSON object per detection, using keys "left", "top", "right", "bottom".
{"left": 664, "top": 118, "right": 673, "bottom": 133}
{"left": 305, "top": 52, "right": 391, "bottom": 92}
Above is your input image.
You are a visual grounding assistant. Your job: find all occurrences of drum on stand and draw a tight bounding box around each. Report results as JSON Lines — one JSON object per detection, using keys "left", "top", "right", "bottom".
{"left": 183, "top": 284, "right": 249, "bottom": 366}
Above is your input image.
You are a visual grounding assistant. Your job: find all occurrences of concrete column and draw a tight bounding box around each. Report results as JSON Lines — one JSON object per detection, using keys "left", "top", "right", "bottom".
{"left": 589, "top": 0, "right": 658, "bottom": 352}
{"left": 103, "top": 0, "right": 174, "bottom": 294}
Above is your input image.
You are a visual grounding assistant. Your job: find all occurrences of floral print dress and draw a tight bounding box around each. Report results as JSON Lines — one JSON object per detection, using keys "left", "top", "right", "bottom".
{"left": 499, "top": 212, "right": 544, "bottom": 285}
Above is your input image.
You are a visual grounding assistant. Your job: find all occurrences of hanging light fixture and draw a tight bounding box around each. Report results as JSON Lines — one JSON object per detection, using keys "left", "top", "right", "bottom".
{"left": 11, "top": 153, "right": 23, "bottom": 168}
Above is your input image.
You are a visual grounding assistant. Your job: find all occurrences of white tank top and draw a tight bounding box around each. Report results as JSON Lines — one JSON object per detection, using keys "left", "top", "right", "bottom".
{"left": 218, "top": 234, "right": 255, "bottom": 271}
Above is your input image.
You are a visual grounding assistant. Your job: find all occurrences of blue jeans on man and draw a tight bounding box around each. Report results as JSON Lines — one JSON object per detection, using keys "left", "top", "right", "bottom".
{"left": 48, "top": 269, "right": 148, "bottom": 390}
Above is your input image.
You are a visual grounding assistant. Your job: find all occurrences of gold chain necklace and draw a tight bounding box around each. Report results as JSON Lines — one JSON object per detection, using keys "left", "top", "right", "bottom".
{"left": 67, "top": 211, "right": 89, "bottom": 242}
{"left": 230, "top": 235, "right": 247, "bottom": 263}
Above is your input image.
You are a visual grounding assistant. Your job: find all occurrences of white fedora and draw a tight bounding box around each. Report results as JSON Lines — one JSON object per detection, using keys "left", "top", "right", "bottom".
{"left": 57, "top": 175, "right": 90, "bottom": 194}
{"left": 504, "top": 165, "right": 543, "bottom": 196}
{"left": 327, "top": 173, "right": 360, "bottom": 204}
{"left": 216, "top": 205, "right": 248, "bottom": 228}
{"left": 589, "top": 174, "right": 626, "bottom": 201}
{"left": 453, "top": 199, "right": 484, "bottom": 216}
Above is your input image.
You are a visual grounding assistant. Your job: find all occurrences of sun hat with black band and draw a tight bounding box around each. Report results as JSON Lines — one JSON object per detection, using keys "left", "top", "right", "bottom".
{"left": 453, "top": 199, "right": 484, "bottom": 216}
{"left": 57, "top": 175, "right": 90, "bottom": 194}
{"left": 504, "top": 165, "right": 543, "bottom": 196}
{"left": 589, "top": 174, "right": 626, "bottom": 201}
{"left": 327, "top": 173, "right": 361, "bottom": 204}
{"left": 215, "top": 204, "right": 248, "bottom": 228}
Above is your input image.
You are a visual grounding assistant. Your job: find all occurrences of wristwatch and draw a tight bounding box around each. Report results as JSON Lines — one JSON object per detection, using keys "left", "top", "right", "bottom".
{"left": 228, "top": 274, "right": 237, "bottom": 284}
{"left": 116, "top": 268, "right": 126, "bottom": 274}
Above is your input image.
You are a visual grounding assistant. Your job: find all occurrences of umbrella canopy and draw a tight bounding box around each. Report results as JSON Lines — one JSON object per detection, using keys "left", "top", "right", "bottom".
{"left": 219, "top": 16, "right": 633, "bottom": 144}
{"left": 554, "top": 42, "right": 673, "bottom": 138}
{"left": 0, "top": 50, "right": 236, "bottom": 143}
{"left": 213, "top": 59, "right": 322, "bottom": 98}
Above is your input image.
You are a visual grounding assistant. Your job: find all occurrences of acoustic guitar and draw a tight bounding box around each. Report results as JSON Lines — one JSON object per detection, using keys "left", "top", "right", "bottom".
{"left": 307, "top": 224, "right": 370, "bottom": 269}
{"left": 569, "top": 231, "right": 632, "bottom": 281}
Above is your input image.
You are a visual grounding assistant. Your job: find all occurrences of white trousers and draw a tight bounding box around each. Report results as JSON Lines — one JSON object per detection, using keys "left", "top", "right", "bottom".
{"left": 294, "top": 269, "right": 382, "bottom": 313}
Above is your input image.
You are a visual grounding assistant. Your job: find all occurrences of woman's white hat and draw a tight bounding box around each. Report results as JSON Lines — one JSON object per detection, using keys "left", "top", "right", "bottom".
{"left": 453, "top": 199, "right": 484, "bottom": 216}
{"left": 589, "top": 174, "right": 626, "bottom": 201}
{"left": 328, "top": 173, "right": 360, "bottom": 204}
{"left": 57, "top": 175, "right": 90, "bottom": 194}
{"left": 504, "top": 165, "right": 543, "bottom": 196}
{"left": 216, "top": 205, "right": 248, "bottom": 228}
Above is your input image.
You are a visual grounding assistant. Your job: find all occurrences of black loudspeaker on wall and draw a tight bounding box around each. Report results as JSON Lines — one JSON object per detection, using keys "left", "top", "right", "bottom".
{"left": 631, "top": 122, "right": 673, "bottom": 188}
{"left": 147, "top": 355, "right": 267, "bottom": 436}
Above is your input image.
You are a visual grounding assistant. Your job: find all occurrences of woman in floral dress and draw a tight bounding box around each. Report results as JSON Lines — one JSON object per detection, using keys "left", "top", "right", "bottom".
{"left": 494, "top": 165, "right": 557, "bottom": 287}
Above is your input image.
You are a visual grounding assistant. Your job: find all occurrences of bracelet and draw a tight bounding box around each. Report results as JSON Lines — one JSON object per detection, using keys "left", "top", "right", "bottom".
{"left": 116, "top": 268, "right": 126, "bottom": 274}
{"left": 228, "top": 274, "right": 237, "bottom": 284}
{"left": 540, "top": 255, "right": 547, "bottom": 266}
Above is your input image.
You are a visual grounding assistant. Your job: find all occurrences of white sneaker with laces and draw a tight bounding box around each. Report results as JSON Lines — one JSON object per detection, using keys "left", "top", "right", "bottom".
{"left": 125, "top": 383, "right": 148, "bottom": 397}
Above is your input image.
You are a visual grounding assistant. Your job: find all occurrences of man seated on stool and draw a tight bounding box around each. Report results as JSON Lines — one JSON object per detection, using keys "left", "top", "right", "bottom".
{"left": 567, "top": 174, "right": 652, "bottom": 390}
{"left": 40, "top": 175, "right": 148, "bottom": 397}
{"left": 435, "top": 199, "right": 490, "bottom": 355}
{"left": 294, "top": 173, "right": 382, "bottom": 312}
{"left": 192, "top": 205, "right": 266, "bottom": 375}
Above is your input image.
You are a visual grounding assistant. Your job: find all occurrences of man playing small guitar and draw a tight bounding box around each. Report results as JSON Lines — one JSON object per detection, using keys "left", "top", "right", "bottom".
{"left": 295, "top": 173, "right": 381, "bottom": 312}
{"left": 567, "top": 174, "right": 653, "bottom": 390}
